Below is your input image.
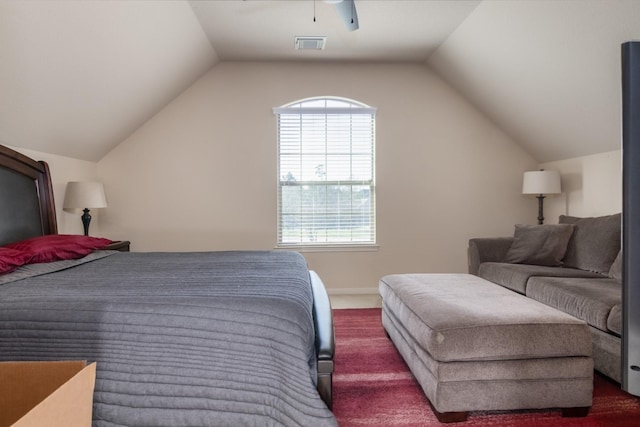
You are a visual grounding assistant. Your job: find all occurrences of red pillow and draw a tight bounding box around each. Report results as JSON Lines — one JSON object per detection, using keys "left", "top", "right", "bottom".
{"left": 0, "top": 247, "right": 33, "bottom": 274}
{"left": 6, "top": 234, "right": 113, "bottom": 264}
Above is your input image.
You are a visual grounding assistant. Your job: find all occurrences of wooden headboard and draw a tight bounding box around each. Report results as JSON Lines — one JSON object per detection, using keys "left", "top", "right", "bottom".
{"left": 0, "top": 145, "right": 57, "bottom": 246}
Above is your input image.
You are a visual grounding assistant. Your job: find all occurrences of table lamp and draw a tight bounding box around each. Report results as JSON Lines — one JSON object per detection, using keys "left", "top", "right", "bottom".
{"left": 522, "top": 170, "right": 561, "bottom": 225}
{"left": 63, "top": 181, "right": 107, "bottom": 236}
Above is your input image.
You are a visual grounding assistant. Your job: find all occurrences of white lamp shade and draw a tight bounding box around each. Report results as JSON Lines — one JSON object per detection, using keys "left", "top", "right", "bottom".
{"left": 522, "top": 170, "right": 561, "bottom": 195}
{"left": 63, "top": 181, "right": 108, "bottom": 210}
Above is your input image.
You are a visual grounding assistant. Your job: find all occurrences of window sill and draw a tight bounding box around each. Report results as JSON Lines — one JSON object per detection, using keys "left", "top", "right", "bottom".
{"left": 274, "top": 244, "right": 379, "bottom": 253}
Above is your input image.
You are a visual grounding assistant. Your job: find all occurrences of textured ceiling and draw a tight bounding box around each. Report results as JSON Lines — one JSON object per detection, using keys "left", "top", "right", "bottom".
{"left": 0, "top": 0, "right": 637, "bottom": 162}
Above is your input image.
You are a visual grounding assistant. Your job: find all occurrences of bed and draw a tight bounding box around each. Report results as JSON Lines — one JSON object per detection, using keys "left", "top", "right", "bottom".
{"left": 0, "top": 144, "right": 337, "bottom": 427}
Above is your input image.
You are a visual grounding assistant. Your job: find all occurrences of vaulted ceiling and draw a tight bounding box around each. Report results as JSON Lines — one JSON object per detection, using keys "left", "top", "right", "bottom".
{"left": 1, "top": 0, "right": 638, "bottom": 162}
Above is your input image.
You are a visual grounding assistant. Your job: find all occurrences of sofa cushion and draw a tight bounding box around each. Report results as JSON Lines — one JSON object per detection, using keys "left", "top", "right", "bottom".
{"left": 478, "top": 262, "right": 604, "bottom": 294}
{"left": 608, "top": 250, "right": 622, "bottom": 280}
{"left": 504, "top": 224, "right": 574, "bottom": 267}
{"left": 608, "top": 304, "right": 622, "bottom": 336}
{"left": 526, "top": 277, "right": 621, "bottom": 333}
{"left": 559, "top": 213, "right": 621, "bottom": 274}
{"left": 379, "top": 273, "right": 592, "bottom": 362}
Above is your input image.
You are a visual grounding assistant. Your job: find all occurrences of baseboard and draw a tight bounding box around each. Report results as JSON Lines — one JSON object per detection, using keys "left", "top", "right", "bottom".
{"left": 327, "top": 287, "right": 379, "bottom": 296}
{"left": 327, "top": 287, "right": 381, "bottom": 309}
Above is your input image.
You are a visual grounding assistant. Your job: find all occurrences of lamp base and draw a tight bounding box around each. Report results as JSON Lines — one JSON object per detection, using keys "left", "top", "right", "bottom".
{"left": 81, "top": 208, "right": 92, "bottom": 236}
{"left": 536, "top": 194, "right": 546, "bottom": 225}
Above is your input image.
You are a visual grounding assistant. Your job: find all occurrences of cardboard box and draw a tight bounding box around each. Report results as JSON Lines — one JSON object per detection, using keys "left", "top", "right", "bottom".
{"left": 0, "top": 361, "right": 96, "bottom": 427}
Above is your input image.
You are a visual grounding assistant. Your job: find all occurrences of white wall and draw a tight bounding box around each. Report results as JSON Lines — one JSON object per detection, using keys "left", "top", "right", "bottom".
{"left": 97, "top": 62, "right": 538, "bottom": 292}
{"left": 10, "top": 146, "right": 100, "bottom": 235}
{"left": 540, "top": 150, "right": 622, "bottom": 223}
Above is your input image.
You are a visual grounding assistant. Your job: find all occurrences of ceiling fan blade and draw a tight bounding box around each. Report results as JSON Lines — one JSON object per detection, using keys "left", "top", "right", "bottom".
{"left": 333, "top": 0, "right": 359, "bottom": 31}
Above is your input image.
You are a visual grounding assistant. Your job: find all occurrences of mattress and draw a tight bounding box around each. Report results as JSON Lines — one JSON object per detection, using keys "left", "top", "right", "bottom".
{"left": 0, "top": 250, "right": 337, "bottom": 427}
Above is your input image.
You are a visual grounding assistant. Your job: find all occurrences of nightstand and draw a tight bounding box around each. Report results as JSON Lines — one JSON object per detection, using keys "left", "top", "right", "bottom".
{"left": 103, "top": 240, "right": 130, "bottom": 252}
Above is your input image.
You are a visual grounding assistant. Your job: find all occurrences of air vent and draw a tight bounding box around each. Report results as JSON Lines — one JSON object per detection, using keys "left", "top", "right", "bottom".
{"left": 295, "top": 36, "right": 327, "bottom": 50}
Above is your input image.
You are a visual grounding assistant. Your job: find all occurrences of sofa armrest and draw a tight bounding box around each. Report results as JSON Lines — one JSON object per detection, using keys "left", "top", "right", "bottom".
{"left": 468, "top": 237, "right": 513, "bottom": 275}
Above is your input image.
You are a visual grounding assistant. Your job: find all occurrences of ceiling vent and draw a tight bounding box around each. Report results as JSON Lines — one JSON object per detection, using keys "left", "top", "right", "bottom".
{"left": 295, "top": 36, "right": 327, "bottom": 50}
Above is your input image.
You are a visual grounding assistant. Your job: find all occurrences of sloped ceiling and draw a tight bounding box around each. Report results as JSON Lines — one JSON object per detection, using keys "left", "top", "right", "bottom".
{"left": 428, "top": 0, "right": 640, "bottom": 162}
{"left": 0, "top": 0, "right": 217, "bottom": 161}
{"left": 0, "top": 0, "right": 638, "bottom": 162}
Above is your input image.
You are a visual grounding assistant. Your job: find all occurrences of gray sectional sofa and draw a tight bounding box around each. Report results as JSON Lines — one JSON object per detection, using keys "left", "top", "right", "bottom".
{"left": 468, "top": 213, "right": 622, "bottom": 382}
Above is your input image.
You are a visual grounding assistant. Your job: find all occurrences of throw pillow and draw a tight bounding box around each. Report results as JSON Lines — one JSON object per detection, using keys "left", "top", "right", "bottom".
{"left": 0, "top": 247, "right": 33, "bottom": 274}
{"left": 559, "top": 213, "right": 621, "bottom": 274}
{"left": 504, "top": 224, "right": 575, "bottom": 266}
{"left": 609, "top": 249, "right": 622, "bottom": 280}
{"left": 6, "top": 234, "right": 112, "bottom": 264}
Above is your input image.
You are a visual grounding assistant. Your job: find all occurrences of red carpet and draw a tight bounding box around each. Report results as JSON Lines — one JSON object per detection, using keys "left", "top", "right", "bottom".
{"left": 332, "top": 308, "right": 640, "bottom": 426}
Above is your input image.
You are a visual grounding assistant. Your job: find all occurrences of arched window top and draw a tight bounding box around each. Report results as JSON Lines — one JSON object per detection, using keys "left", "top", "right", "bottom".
{"left": 273, "top": 96, "right": 376, "bottom": 115}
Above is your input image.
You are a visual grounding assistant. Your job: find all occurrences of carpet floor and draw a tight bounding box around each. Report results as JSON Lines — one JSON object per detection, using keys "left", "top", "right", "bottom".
{"left": 331, "top": 308, "right": 640, "bottom": 427}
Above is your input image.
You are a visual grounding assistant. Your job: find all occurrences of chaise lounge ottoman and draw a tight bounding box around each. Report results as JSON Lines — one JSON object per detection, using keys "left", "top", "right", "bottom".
{"left": 379, "top": 273, "right": 593, "bottom": 422}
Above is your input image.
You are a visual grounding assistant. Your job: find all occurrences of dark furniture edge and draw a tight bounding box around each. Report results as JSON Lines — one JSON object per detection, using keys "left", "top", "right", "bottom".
{"left": 102, "top": 241, "right": 131, "bottom": 252}
{"left": 310, "top": 270, "right": 335, "bottom": 410}
{"left": 0, "top": 144, "right": 58, "bottom": 241}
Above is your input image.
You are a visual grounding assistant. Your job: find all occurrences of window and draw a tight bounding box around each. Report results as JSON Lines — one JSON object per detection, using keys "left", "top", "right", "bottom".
{"left": 274, "top": 97, "right": 376, "bottom": 247}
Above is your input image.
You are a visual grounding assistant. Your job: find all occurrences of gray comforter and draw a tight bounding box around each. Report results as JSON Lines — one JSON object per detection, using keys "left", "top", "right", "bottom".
{"left": 0, "top": 250, "right": 337, "bottom": 427}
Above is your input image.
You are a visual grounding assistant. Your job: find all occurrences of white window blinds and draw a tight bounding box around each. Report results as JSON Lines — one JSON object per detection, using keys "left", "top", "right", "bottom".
{"left": 274, "top": 97, "right": 376, "bottom": 246}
